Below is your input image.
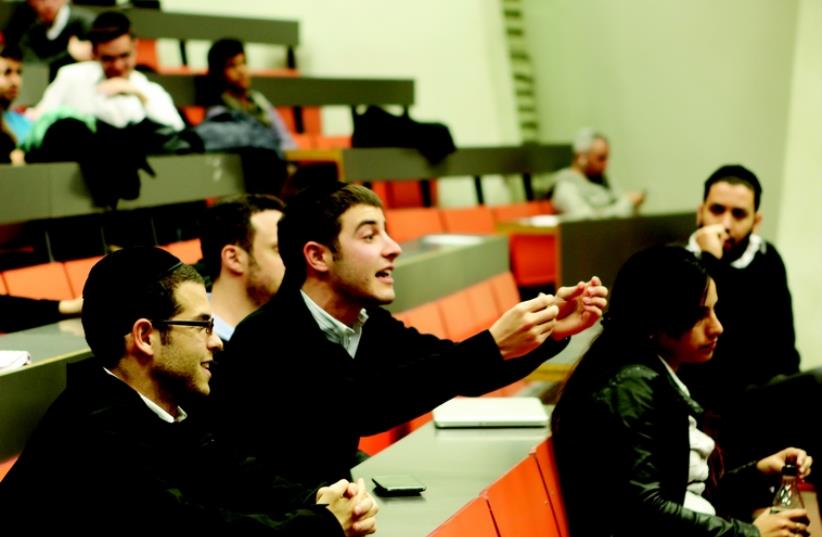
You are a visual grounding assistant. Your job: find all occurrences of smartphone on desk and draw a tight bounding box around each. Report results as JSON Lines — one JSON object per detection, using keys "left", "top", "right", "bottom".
{"left": 372, "top": 474, "right": 426, "bottom": 497}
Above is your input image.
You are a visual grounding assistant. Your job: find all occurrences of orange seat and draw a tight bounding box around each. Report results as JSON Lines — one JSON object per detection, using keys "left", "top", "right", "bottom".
{"left": 0, "top": 455, "right": 19, "bottom": 482}
{"left": 381, "top": 181, "right": 438, "bottom": 209}
{"left": 482, "top": 456, "right": 562, "bottom": 537}
{"left": 135, "top": 38, "right": 160, "bottom": 71}
{"left": 535, "top": 200, "right": 556, "bottom": 214}
{"left": 0, "top": 274, "right": 7, "bottom": 294}
{"left": 406, "top": 411, "right": 432, "bottom": 433}
{"left": 430, "top": 496, "right": 499, "bottom": 537}
{"left": 312, "top": 135, "right": 351, "bottom": 149}
{"left": 531, "top": 437, "right": 570, "bottom": 537}
{"left": 290, "top": 133, "right": 314, "bottom": 149}
{"left": 488, "top": 272, "right": 520, "bottom": 314}
{"left": 385, "top": 208, "right": 444, "bottom": 243}
{"left": 437, "top": 290, "right": 481, "bottom": 342}
{"left": 4, "top": 262, "right": 74, "bottom": 300}
{"left": 465, "top": 281, "right": 499, "bottom": 332}
{"left": 509, "top": 234, "right": 558, "bottom": 287}
{"left": 64, "top": 256, "right": 104, "bottom": 297}
{"left": 162, "top": 239, "right": 202, "bottom": 264}
{"left": 395, "top": 302, "right": 448, "bottom": 339}
{"left": 441, "top": 206, "right": 496, "bottom": 235}
{"left": 358, "top": 425, "right": 404, "bottom": 456}
{"left": 182, "top": 105, "right": 206, "bottom": 126}
{"left": 491, "top": 201, "right": 542, "bottom": 222}
{"left": 301, "top": 107, "right": 323, "bottom": 135}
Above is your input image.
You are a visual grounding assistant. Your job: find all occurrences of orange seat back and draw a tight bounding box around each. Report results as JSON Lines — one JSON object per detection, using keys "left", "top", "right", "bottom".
{"left": 482, "top": 456, "right": 561, "bottom": 537}
{"left": 64, "top": 256, "right": 104, "bottom": 297}
{"left": 385, "top": 208, "right": 444, "bottom": 243}
{"left": 431, "top": 496, "right": 499, "bottom": 537}
{"left": 313, "top": 135, "right": 351, "bottom": 149}
{"left": 509, "top": 234, "right": 558, "bottom": 287}
{"left": 135, "top": 38, "right": 160, "bottom": 71}
{"left": 395, "top": 302, "right": 448, "bottom": 339}
{"left": 358, "top": 425, "right": 404, "bottom": 456}
{"left": 535, "top": 200, "right": 556, "bottom": 214}
{"left": 437, "top": 290, "right": 480, "bottom": 342}
{"left": 465, "top": 281, "right": 499, "bottom": 332}
{"left": 488, "top": 272, "right": 520, "bottom": 314}
{"left": 4, "top": 262, "right": 73, "bottom": 300}
{"left": 531, "top": 437, "right": 570, "bottom": 537}
{"left": 441, "top": 206, "right": 496, "bottom": 235}
{"left": 0, "top": 274, "right": 7, "bottom": 294}
{"left": 0, "top": 455, "right": 19, "bottom": 482}
{"left": 162, "top": 239, "right": 202, "bottom": 264}
{"left": 491, "top": 202, "right": 542, "bottom": 222}
{"left": 182, "top": 105, "right": 206, "bottom": 126}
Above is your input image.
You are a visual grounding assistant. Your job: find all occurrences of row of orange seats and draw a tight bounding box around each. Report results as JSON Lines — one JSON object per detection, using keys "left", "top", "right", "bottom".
{"left": 0, "top": 240, "right": 203, "bottom": 301}
{"left": 357, "top": 272, "right": 528, "bottom": 456}
{"left": 385, "top": 201, "right": 558, "bottom": 288}
{"left": 432, "top": 436, "right": 569, "bottom": 537}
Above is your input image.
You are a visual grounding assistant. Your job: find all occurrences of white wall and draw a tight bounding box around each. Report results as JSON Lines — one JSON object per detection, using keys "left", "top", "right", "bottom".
{"left": 158, "top": 0, "right": 520, "bottom": 206}
{"left": 777, "top": 0, "right": 822, "bottom": 368}
{"left": 522, "top": 0, "right": 797, "bottom": 240}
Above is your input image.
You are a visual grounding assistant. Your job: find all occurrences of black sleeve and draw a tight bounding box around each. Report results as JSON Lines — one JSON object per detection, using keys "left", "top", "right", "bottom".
{"left": 0, "top": 295, "right": 63, "bottom": 333}
{"left": 352, "top": 311, "right": 568, "bottom": 434}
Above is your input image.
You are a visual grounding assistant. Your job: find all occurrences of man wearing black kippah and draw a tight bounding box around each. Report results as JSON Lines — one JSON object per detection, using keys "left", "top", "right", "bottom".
{"left": 0, "top": 247, "right": 378, "bottom": 535}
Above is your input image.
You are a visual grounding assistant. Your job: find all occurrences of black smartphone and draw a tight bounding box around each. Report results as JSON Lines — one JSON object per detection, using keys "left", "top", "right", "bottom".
{"left": 371, "top": 474, "right": 426, "bottom": 496}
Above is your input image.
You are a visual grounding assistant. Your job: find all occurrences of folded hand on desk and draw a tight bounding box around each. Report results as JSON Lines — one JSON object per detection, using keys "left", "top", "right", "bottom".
{"left": 317, "top": 478, "right": 379, "bottom": 536}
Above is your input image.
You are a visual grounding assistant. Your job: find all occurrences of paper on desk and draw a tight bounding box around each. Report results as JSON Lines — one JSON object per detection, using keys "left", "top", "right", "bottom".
{"left": 0, "top": 350, "right": 32, "bottom": 371}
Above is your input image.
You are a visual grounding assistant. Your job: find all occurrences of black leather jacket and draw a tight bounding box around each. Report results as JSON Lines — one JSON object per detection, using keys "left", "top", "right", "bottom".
{"left": 554, "top": 357, "right": 766, "bottom": 537}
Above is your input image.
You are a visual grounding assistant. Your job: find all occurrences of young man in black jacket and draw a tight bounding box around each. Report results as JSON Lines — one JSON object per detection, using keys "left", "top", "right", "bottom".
{"left": 221, "top": 182, "right": 608, "bottom": 488}
{"left": 0, "top": 247, "right": 378, "bottom": 535}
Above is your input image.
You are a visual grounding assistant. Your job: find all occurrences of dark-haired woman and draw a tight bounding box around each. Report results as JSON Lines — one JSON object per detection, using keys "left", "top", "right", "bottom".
{"left": 552, "top": 246, "right": 812, "bottom": 537}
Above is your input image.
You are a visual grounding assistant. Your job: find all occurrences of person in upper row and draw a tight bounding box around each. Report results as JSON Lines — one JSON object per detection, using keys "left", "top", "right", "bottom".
{"left": 30, "top": 10, "right": 184, "bottom": 130}
{"left": 205, "top": 37, "right": 296, "bottom": 154}
{"left": 199, "top": 194, "right": 286, "bottom": 342}
{"left": 549, "top": 127, "right": 645, "bottom": 219}
{"left": 219, "top": 181, "right": 608, "bottom": 488}
{"left": 2, "top": 0, "right": 94, "bottom": 80}
{"left": 0, "top": 46, "right": 32, "bottom": 157}
{"left": 552, "top": 245, "right": 812, "bottom": 537}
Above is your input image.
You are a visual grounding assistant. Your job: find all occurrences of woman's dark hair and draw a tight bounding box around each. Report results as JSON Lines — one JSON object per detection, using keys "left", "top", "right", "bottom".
{"left": 552, "top": 245, "right": 711, "bottom": 432}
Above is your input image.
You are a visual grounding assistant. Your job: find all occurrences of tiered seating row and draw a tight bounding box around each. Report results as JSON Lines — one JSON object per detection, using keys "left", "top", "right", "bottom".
{"left": 432, "top": 436, "right": 569, "bottom": 537}
{"left": 385, "top": 202, "right": 557, "bottom": 287}
{"left": 0, "top": 240, "right": 202, "bottom": 300}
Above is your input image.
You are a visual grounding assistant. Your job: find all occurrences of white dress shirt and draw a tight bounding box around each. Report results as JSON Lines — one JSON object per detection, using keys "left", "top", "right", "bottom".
{"left": 35, "top": 61, "right": 185, "bottom": 130}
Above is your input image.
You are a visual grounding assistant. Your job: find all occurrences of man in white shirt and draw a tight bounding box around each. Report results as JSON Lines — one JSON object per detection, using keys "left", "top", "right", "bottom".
{"left": 31, "top": 10, "right": 184, "bottom": 130}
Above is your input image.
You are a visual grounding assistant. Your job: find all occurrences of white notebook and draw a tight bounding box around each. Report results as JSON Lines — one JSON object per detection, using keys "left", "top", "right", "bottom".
{"left": 432, "top": 397, "right": 548, "bottom": 428}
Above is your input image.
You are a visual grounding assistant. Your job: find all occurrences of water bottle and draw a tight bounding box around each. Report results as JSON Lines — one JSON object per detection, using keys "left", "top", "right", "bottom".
{"left": 771, "top": 457, "right": 805, "bottom": 513}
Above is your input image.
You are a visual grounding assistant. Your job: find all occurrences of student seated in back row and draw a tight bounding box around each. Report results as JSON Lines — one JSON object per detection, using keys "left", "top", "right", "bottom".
{"left": 552, "top": 246, "right": 812, "bottom": 537}
{"left": 219, "top": 182, "right": 608, "bottom": 488}
{"left": 547, "top": 128, "right": 646, "bottom": 219}
{"left": 0, "top": 248, "right": 378, "bottom": 535}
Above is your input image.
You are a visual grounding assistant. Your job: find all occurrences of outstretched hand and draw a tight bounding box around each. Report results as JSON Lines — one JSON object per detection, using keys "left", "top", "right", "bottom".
{"left": 550, "top": 276, "right": 608, "bottom": 340}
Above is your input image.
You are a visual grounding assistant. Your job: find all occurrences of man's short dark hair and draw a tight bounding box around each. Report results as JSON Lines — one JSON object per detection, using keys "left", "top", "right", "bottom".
{"left": 207, "top": 38, "right": 244, "bottom": 79}
{"left": 199, "top": 194, "right": 285, "bottom": 280}
{"left": 88, "top": 11, "right": 133, "bottom": 47}
{"left": 278, "top": 182, "right": 383, "bottom": 285}
{"left": 82, "top": 247, "right": 203, "bottom": 368}
{"left": 704, "top": 164, "right": 763, "bottom": 211}
{"left": 0, "top": 45, "right": 23, "bottom": 63}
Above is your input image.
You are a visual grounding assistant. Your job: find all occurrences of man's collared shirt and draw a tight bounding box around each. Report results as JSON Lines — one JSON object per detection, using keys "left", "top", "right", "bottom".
{"left": 34, "top": 61, "right": 185, "bottom": 130}
{"left": 103, "top": 367, "right": 187, "bottom": 423}
{"left": 300, "top": 290, "right": 368, "bottom": 358}
{"left": 687, "top": 231, "right": 766, "bottom": 269}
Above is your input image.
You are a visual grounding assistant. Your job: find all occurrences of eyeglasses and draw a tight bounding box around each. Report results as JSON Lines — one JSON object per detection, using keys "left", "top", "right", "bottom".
{"left": 154, "top": 318, "right": 215, "bottom": 336}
